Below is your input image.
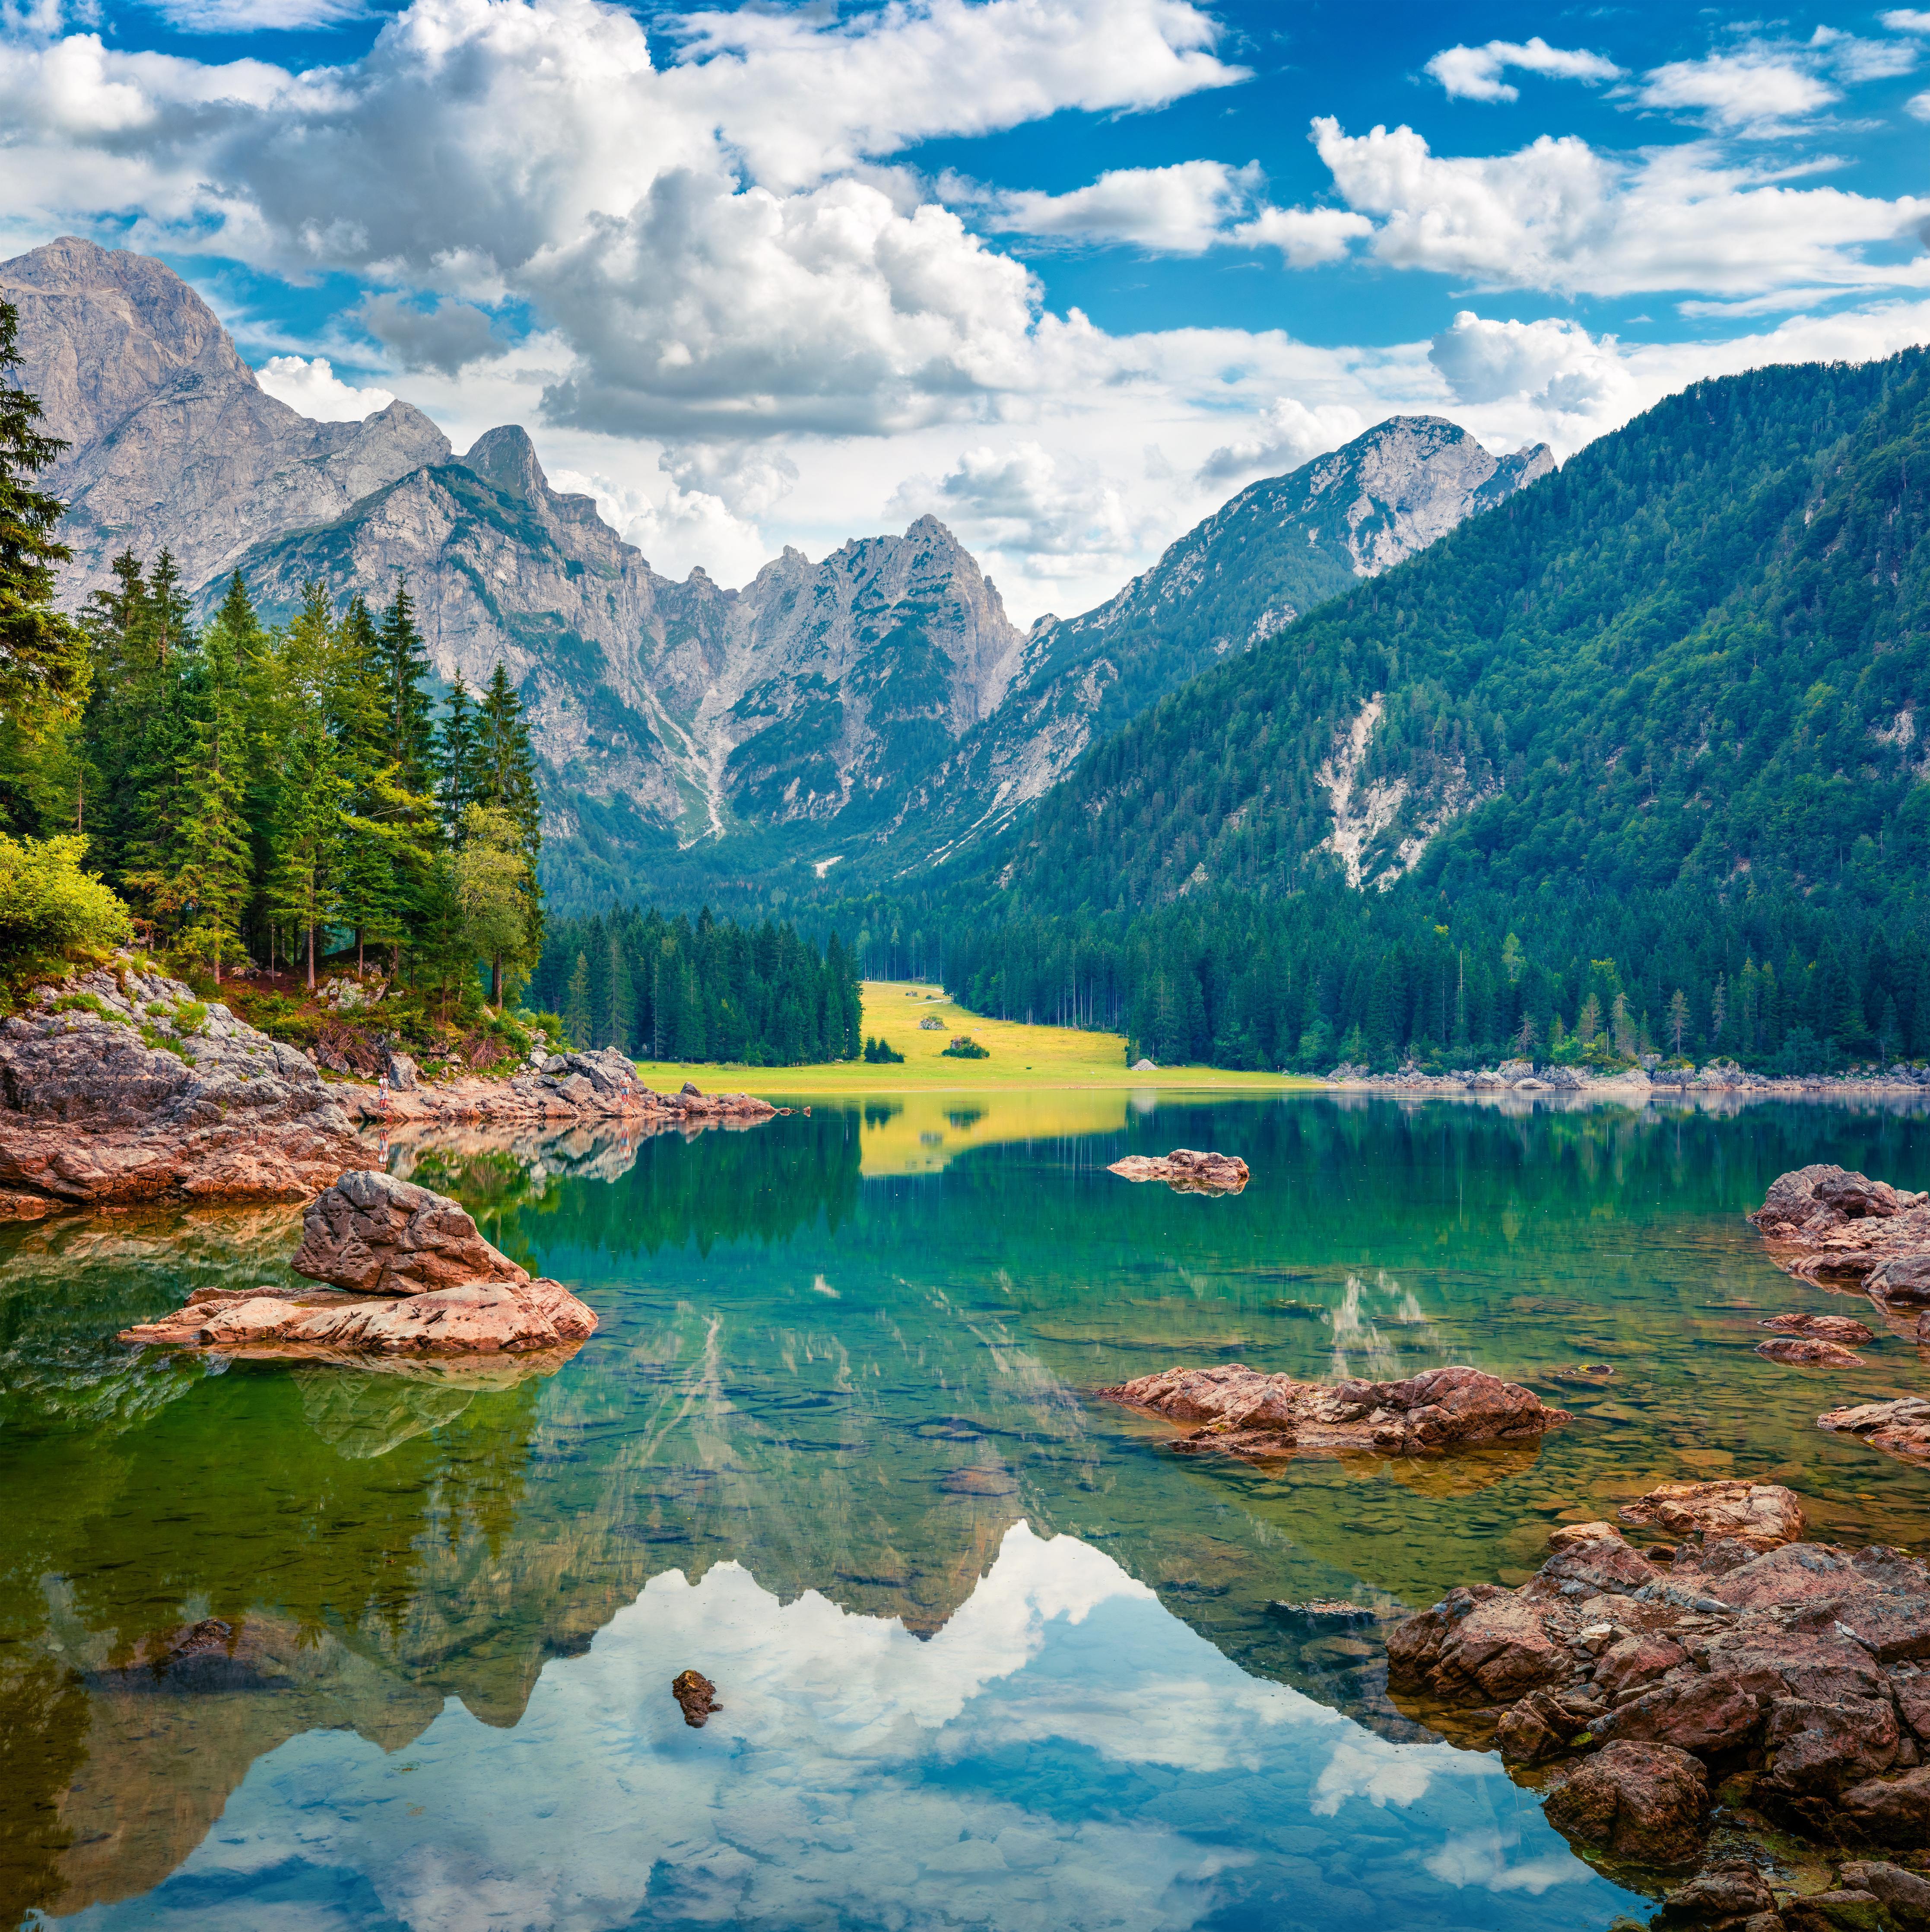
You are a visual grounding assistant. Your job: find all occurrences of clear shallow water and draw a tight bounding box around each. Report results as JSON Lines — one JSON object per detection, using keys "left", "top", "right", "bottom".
{"left": 4, "top": 1091, "right": 1930, "bottom": 1931}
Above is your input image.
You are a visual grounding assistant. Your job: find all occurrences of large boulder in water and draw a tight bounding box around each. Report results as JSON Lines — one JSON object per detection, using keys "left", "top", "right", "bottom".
{"left": 1096, "top": 1362, "right": 1568, "bottom": 1462}
{"left": 1107, "top": 1149, "right": 1249, "bottom": 1195}
{"left": 1543, "top": 1741, "right": 1710, "bottom": 1868}
{"left": 121, "top": 1172, "right": 597, "bottom": 1359}
{"left": 292, "top": 1167, "right": 526, "bottom": 1293}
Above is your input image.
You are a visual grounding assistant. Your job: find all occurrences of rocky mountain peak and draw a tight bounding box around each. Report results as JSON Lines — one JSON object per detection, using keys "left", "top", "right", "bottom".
{"left": 460, "top": 424, "right": 547, "bottom": 504}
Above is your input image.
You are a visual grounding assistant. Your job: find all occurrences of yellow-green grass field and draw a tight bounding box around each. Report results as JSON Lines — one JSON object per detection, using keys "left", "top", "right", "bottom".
{"left": 627, "top": 982, "right": 1312, "bottom": 1176}
{"left": 631, "top": 981, "right": 1307, "bottom": 1097}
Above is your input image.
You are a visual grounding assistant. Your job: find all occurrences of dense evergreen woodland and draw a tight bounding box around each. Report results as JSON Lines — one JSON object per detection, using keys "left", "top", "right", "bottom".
{"left": 531, "top": 907, "right": 863, "bottom": 1065}
{"left": 851, "top": 349, "right": 1930, "bottom": 1072}
{"left": 0, "top": 295, "right": 543, "bottom": 1019}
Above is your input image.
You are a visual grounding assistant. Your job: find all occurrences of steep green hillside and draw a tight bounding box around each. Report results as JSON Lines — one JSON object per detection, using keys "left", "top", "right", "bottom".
{"left": 996, "top": 351, "right": 1930, "bottom": 915}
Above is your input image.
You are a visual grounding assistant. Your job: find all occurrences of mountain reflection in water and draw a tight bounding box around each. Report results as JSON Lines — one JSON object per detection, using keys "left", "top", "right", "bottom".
{"left": 47, "top": 1526, "right": 1633, "bottom": 1932}
{"left": 5, "top": 1091, "right": 1930, "bottom": 1929}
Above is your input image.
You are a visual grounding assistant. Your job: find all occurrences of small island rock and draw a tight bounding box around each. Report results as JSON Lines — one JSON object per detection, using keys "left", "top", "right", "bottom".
{"left": 1817, "top": 1397, "right": 1930, "bottom": 1466}
{"left": 1106, "top": 1149, "right": 1249, "bottom": 1195}
{"left": 120, "top": 1172, "right": 597, "bottom": 1360}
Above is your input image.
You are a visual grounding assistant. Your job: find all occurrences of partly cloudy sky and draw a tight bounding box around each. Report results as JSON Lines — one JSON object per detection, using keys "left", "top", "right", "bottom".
{"left": 5, "top": 0, "right": 1929, "bottom": 620}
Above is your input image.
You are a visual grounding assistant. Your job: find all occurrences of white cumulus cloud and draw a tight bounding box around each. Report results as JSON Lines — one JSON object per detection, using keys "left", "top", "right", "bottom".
{"left": 1197, "top": 396, "right": 1365, "bottom": 484}
{"left": 965, "top": 159, "right": 1263, "bottom": 254}
{"left": 1425, "top": 37, "right": 1621, "bottom": 105}
{"left": 254, "top": 353, "right": 395, "bottom": 419}
{"left": 1311, "top": 118, "right": 1930, "bottom": 298}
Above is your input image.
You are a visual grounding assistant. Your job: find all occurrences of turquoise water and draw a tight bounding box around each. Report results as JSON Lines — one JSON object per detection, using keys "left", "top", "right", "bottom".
{"left": 5, "top": 1092, "right": 1930, "bottom": 1930}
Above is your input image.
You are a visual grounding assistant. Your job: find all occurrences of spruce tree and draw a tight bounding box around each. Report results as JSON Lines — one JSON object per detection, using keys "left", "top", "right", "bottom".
{"left": 564, "top": 950, "right": 592, "bottom": 1047}
{"left": 0, "top": 294, "right": 87, "bottom": 833}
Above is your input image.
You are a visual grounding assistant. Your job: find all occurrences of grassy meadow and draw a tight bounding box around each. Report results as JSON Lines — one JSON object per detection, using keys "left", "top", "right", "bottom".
{"left": 629, "top": 980, "right": 1307, "bottom": 1098}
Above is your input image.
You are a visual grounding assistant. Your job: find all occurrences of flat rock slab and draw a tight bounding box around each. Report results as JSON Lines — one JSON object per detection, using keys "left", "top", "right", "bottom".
{"left": 1096, "top": 1362, "right": 1568, "bottom": 1462}
{"left": 122, "top": 1277, "right": 596, "bottom": 1356}
{"left": 1762, "top": 1312, "right": 1875, "bottom": 1344}
{"left": 1107, "top": 1149, "right": 1249, "bottom": 1195}
{"left": 1757, "top": 1334, "right": 1863, "bottom": 1365}
{"left": 1819, "top": 1397, "right": 1930, "bottom": 1466}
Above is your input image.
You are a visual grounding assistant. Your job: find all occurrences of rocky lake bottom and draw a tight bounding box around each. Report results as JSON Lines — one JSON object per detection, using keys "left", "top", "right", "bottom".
{"left": 3, "top": 1090, "right": 1929, "bottom": 1931}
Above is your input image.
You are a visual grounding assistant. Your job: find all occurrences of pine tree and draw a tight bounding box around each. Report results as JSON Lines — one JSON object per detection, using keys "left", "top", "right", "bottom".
{"left": 438, "top": 675, "right": 482, "bottom": 842}
{"left": 375, "top": 578, "right": 437, "bottom": 792}
{"left": 0, "top": 293, "right": 87, "bottom": 833}
{"left": 564, "top": 950, "right": 592, "bottom": 1047}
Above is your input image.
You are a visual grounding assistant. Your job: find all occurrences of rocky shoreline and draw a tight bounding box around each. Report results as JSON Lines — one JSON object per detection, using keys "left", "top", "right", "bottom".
{"left": 1384, "top": 1484, "right": 1930, "bottom": 1924}
{"left": 1323, "top": 1058, "right": 1930, "bottom": 1102}
{"left": 0, "top": 960, "right": 777, "bottom": 1218}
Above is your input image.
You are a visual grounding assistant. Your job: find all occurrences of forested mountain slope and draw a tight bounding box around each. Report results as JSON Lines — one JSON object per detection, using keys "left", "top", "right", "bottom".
{"left": 858, "top": 417, "right": 1550, "bottom": 879}
{"left": 995, "top": 351, "right": 1930, "bottom": 917}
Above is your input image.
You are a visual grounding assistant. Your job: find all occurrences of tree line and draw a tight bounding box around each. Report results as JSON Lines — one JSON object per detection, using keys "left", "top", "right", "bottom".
{"left": 0, "top": 294, "right": 546, "bottom": 1013}
{"left": 530, "top": 904, "right": 863, "bottom": 1065}
{"left": 929, "top": 879, "right": 1930, "bottom": 1074}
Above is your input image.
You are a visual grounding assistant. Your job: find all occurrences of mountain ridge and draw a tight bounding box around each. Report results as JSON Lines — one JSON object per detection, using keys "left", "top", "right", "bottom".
{"left": 10, "top": 235, "right": 1550, "bottom": 913}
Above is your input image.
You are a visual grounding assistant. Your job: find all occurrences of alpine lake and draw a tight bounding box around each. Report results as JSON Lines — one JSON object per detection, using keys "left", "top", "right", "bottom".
{"left": 5, "top": 1089, "right": 1930, "bottom": 1932}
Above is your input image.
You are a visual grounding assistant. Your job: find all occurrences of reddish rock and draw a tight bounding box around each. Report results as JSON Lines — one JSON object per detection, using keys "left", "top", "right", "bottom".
{"left": 1617, "top": 1480, "right": 1806, "bottom": 1552}
{"left": 1758, "top": 1336, "right": 1863, "bottom": 1366}
{"left": 1594, "top": 1632, "right": 1689, "bottom": 1703}
{"left": 1543, "top": 1741, "right": 1711, "bottom": 1866}
{"left": 1547, "top": 1520, "right": 1623, "bottom": 1551}
{"left": 1837, "top": 1765, "right": 1930, "bottom": 1844}
{"left": 1106, "top": 1148, "right": 1249, "bottom": 1195}
{"left": 1819, "top": 1397, "right": 1930, "bottom": 1467}
{"left": 1385, "top": 1583, "right": 1578, "bottom": 1703}
{"left": 1838, "top": 1861, "right": 1930, "bottom": 1926}
{"left": 1762, "top": 1312, "right": 1875, "bottom": 1345}
{"left": 672, "top": 1668, "right": 719, "bottom": 1728}
{"left": 1749, "top": 1165, "right": 1930, "bottom": 1292}
{"left": 1097, "top": 1361, "right": 1568, "bottom": 1462}
{"left": 292, "top": 1167, "right": 526, "bottom": 1294}
{"left": 1658, "top": 1860, "right": 1777, "bottom": 1927}
{"left": 119, "top": 1171, "right": 598, "bottom": 1359}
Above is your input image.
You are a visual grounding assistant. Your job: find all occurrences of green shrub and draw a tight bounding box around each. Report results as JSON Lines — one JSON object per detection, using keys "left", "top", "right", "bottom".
{"left": 940, "top": 1035, "right": 989, "bottom": 1059}
{"left": 0, "top": 833, "right": 130, "bottom": 963}
{"left": 863, "top": 1036, "right": 905, "bottom": 1063}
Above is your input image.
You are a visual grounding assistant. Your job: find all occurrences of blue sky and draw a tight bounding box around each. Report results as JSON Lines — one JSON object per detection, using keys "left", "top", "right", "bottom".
{"left": 6, "top": 0, "right": 1929, "bottom": 617}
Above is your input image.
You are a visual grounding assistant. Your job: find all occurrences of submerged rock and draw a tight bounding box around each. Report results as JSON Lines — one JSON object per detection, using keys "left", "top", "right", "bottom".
{"left": 1106, "top": 1148, "right": 1249, "bottom": 1195}
{"left": 1818, "top": 1397, "right": 1930, "bottom": 1466}
{"left": 119, "top": 1172, "right": 597, "bottom": 1359}
{"left": 0, "top": 960, "right": 372, "bottom": 1209}
{"left": 1095, "top": 1362, "right": 1568, "bottom": 1462}
{"left": 1385, "top": 1498, "right": 1930, "bottom": 1869}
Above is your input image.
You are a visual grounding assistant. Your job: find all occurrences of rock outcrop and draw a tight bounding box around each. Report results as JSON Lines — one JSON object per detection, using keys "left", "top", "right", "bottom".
{"left": 1105, "top": 1148, "right": 1250, "bottom": 1195}
{"left": 672, "top": 1669, "right": 719, "bottom": 1729}
{"left": 1385, "top": 1499, "right": 1930, "bottom": 1868}
{"left": 120, "top": 1171, "right": 597, "bottom": 1359}
{"left": 0, "top": 963, "right": 372, "bottom": 1211}
{"left": 1096, "top": 1362, "right": 1568, "bottom": 1463}
{"left": 1761, "top": 1312, "right": 1874, "bottom": 1345}
{"left": 1749, "top": 1165, "right": 1930, "bottom": 1298}
{"left": 1615, "top": 1480, "right": 1806, "bottom": 1552}
{"left": 1818, "top": 1398, "right": 1930, "bottom": 1466}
